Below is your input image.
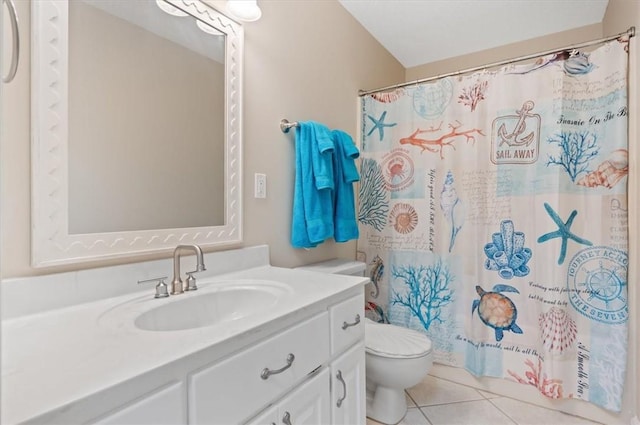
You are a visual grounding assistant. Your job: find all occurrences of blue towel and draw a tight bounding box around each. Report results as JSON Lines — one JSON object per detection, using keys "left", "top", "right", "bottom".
{"left": 331, "top": 130, "right": 360, "bottom": 243}
{"left": 291, "top": 121, "right": 335, "bottom": 248}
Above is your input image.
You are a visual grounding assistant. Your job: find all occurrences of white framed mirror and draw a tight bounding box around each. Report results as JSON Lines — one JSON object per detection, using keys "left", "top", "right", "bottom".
{"left": 31, "top": 0, "right": 243, "bottom": 267}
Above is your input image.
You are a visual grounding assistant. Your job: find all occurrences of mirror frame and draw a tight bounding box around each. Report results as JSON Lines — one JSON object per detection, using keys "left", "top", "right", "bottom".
{"left": 31, "top": 0, "right": 243, "bottom": 267}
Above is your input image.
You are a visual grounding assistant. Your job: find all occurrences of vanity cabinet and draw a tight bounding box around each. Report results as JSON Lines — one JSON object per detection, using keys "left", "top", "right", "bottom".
{"left": 188, "top": 312, "right": 331, "bottom": 424}
{"left": 245, "top": 369, "right": 331, "bottom": 425}
{"left": 92, "top": 382, "right": 186, "bottom": 425}
{"left": 244, "top": 293, "right": 365, "bottom": 425}
{"left": 330, "top": 342, "right": 366, "bottom": 425}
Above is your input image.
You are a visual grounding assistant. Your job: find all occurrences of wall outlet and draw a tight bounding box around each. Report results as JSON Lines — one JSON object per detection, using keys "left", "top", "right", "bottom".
{"left": 254, "top": 173, "right": 267, "bottom": 198}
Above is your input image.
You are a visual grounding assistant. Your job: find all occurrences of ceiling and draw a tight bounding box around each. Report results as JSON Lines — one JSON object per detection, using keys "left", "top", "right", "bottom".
{"left": 337, "top": 0, "right": 610, "bottom": 68}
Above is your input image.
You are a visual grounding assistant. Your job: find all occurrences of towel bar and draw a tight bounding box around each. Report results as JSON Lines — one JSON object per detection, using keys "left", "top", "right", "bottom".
{"left": 280, "top": 119, "right": 299, "bottom": 133}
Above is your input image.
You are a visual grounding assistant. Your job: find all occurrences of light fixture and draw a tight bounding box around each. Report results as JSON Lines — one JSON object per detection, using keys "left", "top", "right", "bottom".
{"left": 155, "top": 0, "right": 188, "bottom": 17}
{"left": 226, "top": 0, "right": 262, "bottom": 22}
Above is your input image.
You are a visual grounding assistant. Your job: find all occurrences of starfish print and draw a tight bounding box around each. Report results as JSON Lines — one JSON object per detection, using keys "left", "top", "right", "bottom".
{"left": 537, "top": 202, "right": 593, "bottom": 265}
{"left": 367, "top": 111, "right": 396, "bottom": 141}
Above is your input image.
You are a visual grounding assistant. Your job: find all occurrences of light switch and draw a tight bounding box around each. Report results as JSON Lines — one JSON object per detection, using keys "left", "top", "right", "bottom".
{"left": 254, "top": 173, "right": 267, "bottom": 198}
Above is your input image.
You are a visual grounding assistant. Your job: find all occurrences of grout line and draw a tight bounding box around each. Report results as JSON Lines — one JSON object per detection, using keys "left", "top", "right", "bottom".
{"left": 414, "top": 406, "right": 434, "bottom": 425}
{"left": 486, "top": 397, "right": 519, "bottom": 425}
{"left": 405, "top": 389, "right": 419, "bottom": 408}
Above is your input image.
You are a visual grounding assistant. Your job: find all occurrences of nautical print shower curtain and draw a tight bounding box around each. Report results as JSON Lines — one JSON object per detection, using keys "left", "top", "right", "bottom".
{"left": 356, "top": 39, "right": 630, "bottom": 411}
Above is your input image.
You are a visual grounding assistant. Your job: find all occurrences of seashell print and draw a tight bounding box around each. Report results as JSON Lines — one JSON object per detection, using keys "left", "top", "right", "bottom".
{"left": 538, "top": 307, "right": 577, "bottom": 354}
{"left": 389, "top": 203, "right": 418, "bottom": 234}
{"left": 564, "top": 52, "right": 594, "bottom": 75}
{"left": 371, "top": 88, "right": 405, "bottom": 103}
{"left": 577, "top": 149, "right": 628, "bottom": 189}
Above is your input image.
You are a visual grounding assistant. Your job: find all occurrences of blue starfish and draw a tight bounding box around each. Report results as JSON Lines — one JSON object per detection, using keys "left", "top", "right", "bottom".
{"left": 367, "top": 111, "right": 396, "bottom": 141}
{"left": 537, "top": 202, "right": 592, "bottom": 265}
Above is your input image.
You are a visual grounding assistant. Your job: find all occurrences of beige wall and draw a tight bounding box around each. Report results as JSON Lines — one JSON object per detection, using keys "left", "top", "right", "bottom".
{"left": 0, "top": 0, "right": 404, "bottom": 277}
{"left": 406, "top": 23, "right": 603, "bottom": 80}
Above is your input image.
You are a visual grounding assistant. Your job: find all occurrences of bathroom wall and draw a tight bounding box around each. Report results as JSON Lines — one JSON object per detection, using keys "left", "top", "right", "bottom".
{"left": 0, "top": 0, "right": 404, "bottom": 277}
{"left": 404, "top": 2, "right": 639, "bottom": 423}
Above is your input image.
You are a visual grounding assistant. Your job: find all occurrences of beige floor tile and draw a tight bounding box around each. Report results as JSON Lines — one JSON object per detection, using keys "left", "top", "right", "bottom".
{"left": 366, "top": 408, "right": 428, "bottom": 425}
{"left": 407, "top": 375, "right": 484, "bottom": 407}
{"left": 406, "top": 392, "right": 417, "bottom": 407}
{"left": 478, "top": 389, "right": 501, "bottom": 399}
{"left": 421, "top": 399, "right": 515, "bottom": 425}
{"left": 490, "top": 397, "right": 604, "bottom": 424}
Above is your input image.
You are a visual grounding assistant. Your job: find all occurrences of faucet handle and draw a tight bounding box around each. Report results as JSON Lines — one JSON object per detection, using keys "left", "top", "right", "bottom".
{"left": 185, "top": 272, "right": 198, "bottom": 291}
{"left": 138, "top": 276, "right": 169, "bottom": 299}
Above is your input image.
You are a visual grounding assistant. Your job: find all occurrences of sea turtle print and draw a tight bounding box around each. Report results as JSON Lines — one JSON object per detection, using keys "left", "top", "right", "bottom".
{"left": 472, "top": 284, "right": 523, "bottom": 341}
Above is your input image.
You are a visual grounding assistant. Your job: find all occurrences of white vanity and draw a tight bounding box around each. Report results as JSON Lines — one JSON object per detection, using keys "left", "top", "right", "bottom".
{"left": 1, "top": 246, "right": 367, "bottom": 424}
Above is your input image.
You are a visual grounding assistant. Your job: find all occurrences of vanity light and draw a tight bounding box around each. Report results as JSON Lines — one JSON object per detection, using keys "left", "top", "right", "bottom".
{"left": 226, "top": 0, "right": 262, "bottom": 22}
{"left": 155, "top": 0, "right": 188, "bottom": 17}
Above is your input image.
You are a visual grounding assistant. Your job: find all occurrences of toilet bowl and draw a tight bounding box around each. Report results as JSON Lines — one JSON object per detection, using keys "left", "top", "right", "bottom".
{"left": 364, "top": 318, "right": 432, "bottom": 424}
{"left": 295, "top": 259, "right": 433, "bottom": 425}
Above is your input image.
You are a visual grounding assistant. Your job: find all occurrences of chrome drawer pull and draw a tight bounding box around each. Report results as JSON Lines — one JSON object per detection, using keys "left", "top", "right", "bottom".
{"left": 282, "top": 411, "right": 292, "bottom": 425}
{"left": 261, "top": 353, "right": 295, "bottom": 380}
{"left": 336, "top": 370, "right": 347, "bottom": 407}
{"left": 342, "top": 314, "right": 360, "bottom": 330}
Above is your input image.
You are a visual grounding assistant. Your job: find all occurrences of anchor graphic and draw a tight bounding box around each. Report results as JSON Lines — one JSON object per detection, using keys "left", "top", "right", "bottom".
{"left": 498, "top": 101, "right": 536, "bottom": 147}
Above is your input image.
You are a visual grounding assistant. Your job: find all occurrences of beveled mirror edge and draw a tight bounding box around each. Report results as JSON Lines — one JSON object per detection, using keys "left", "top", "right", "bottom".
{"left": 31, "top": 0, "right": 243, "bottom": 268}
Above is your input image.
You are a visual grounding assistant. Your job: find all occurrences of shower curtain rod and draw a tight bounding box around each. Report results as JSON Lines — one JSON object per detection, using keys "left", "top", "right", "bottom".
{"left": 359, "top": 26, "right": 636, "bottom": 97}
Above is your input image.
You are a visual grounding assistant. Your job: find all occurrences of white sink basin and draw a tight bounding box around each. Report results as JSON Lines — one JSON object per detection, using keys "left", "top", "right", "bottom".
{"left": 105, "top": 280, "right": 292, "bottom": 332}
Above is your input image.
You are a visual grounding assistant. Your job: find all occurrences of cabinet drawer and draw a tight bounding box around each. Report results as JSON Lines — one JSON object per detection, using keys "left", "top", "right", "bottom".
{"left": 188, "top": 312, "right": 330, "bottom": 424}
{"left": 329, "top": 294, "right": 364, "bottom": 355}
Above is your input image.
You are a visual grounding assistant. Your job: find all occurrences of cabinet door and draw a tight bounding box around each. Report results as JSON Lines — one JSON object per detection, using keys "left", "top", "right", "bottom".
{"left": 245, "top": 405, "right": 278, "bottom": 425}
{"left": 277, "top": 369, "right": 330, "bottom": 425}
{"left": 331, "top": 343, "right": 366, "bottom": 425}
{"left": 92, "top": 382, "right": 185, "bottom": 425}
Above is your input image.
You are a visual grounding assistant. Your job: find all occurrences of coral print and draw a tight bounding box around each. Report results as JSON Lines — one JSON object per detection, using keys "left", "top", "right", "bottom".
{"left": 508, "top": 358, "right": 571, "bottom": 399}
{"left": 391, "top": 260, "right": 453, "bottom": 331}
{"left": 358, "top": 158, "right": 389, "bottom": 232}
{"left": 472, "top": 284, "right": 523, "bottom": 341}
{"left": 546, "top": 131, "right": 599, "bottom": 182}
{"left": 458, "top": 80, "right": 488, "bottom": 112}
{"left": 399, "top": 121, "right": 484, "bottom": 159}
{"left": 484, "top": 220, "right": 532, "bottom": 279}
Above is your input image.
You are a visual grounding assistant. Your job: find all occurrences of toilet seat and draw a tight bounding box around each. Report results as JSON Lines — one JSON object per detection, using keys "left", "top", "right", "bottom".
{"left": 365, "top": 319, "right": 432, "bottom": 359}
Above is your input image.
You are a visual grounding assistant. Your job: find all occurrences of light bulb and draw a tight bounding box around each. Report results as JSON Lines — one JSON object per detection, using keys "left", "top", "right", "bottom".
{"left": 226, "top": 0, "right": 262, "bottom": 22}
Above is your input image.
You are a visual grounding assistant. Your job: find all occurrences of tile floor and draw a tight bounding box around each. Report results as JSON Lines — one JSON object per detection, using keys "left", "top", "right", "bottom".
{"left": 366, "top": 375, "right": 603, "bottom": 425}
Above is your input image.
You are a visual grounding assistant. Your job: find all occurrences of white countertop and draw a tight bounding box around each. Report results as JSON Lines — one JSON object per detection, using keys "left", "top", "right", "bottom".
{"left": 2, "top": 264, "right": 367, "bottom": 424}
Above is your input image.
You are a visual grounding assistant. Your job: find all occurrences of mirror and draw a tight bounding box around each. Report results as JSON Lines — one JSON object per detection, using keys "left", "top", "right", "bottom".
{"left": 31, "top": 0, "right": 243, "bottom": 267}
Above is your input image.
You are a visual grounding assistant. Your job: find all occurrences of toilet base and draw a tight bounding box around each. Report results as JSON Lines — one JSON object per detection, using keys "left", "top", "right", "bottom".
{"left": 366, "top": 384, "right": 407, "bottom": 425}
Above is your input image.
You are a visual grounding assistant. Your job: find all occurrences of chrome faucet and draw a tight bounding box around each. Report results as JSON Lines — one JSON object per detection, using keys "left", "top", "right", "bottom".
{"left": 171, "top": 244, "right": 206, "bottom": 295}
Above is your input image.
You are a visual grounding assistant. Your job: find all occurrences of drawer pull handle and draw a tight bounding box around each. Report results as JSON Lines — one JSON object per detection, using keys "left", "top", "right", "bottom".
{"left": 282, "top": 411, "right": 292, "bottom": 425}
{"left": 342, "top": 314, "right": 361, "bottom": 330}
{"left": 336, "top": 370, "right": 347, "bottom": 407}
{"left": 261, "top": 353, "right": 295, "bottom": 380}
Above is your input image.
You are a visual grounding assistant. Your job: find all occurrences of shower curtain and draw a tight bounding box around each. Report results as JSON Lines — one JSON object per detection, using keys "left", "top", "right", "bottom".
{"left": 356, "top": 39, "right": 630, "bottom": 411}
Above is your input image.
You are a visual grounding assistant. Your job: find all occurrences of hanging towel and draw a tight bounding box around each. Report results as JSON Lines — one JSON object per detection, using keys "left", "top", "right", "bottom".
{"left": 331, "top": 129, "right": 360, "bottom": 242}
{"left": 291, "top": 121, "right": 335, "bottom": 248}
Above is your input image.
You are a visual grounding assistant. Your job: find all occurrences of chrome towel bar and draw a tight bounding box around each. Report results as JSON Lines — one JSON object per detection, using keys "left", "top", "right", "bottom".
{"left": 280, "top": 119, "right": 299, "bottom": 133}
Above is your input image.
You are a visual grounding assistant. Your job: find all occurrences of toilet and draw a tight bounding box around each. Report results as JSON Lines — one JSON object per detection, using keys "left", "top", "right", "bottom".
{"left": 296, "top": 259, "right": 433, "bottom": 425}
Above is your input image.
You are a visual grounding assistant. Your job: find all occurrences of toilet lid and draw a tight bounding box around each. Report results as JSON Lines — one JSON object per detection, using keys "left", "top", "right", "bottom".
{"left": 365, "top": 319, "right": 432, "bottom": 359}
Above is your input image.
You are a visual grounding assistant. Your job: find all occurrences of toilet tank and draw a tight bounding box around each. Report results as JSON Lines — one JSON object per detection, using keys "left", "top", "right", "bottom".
{"left": 295, "top": 259, "right": 366, "bottom": 276}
